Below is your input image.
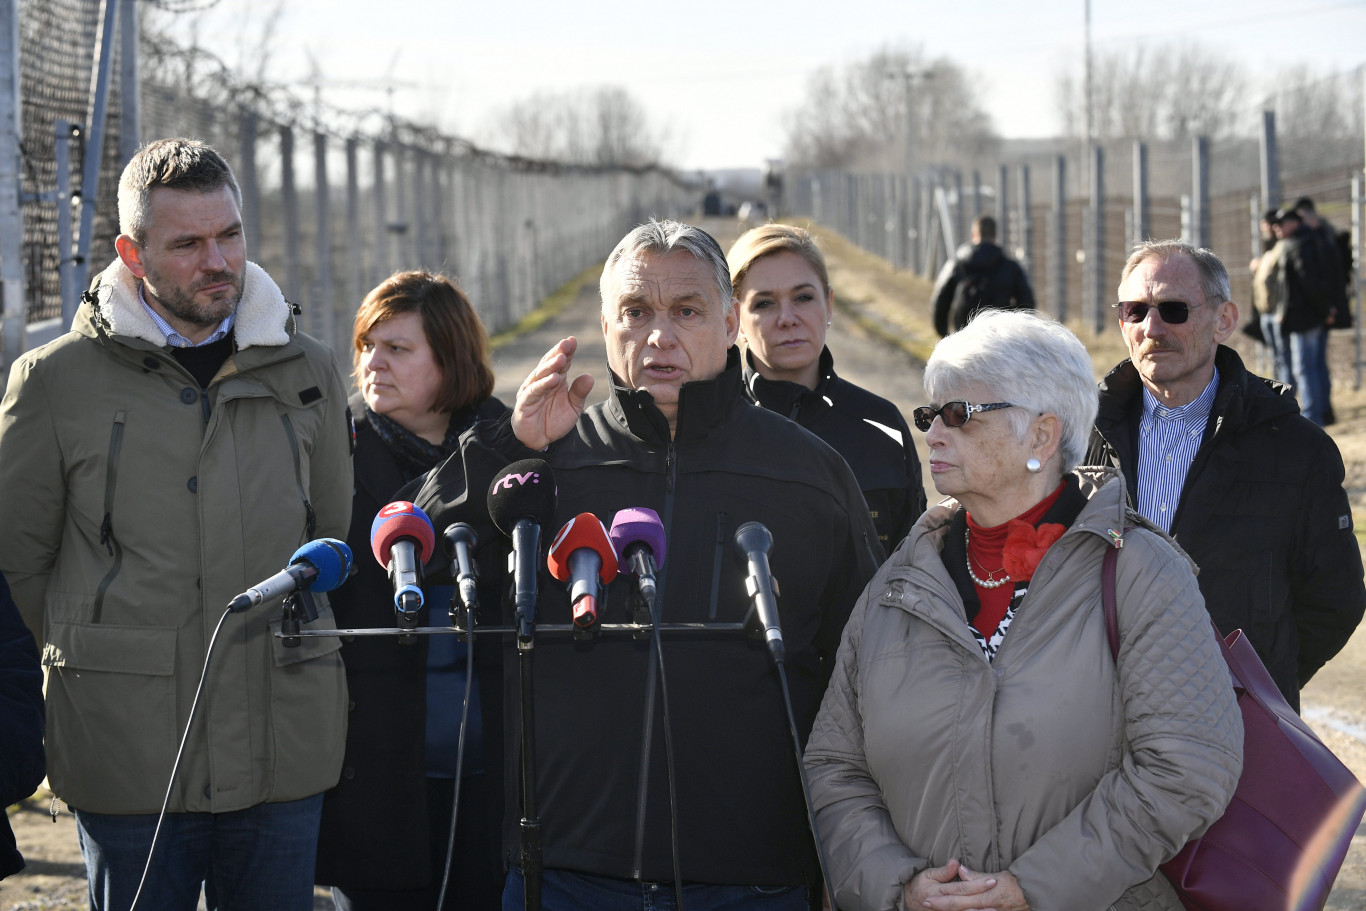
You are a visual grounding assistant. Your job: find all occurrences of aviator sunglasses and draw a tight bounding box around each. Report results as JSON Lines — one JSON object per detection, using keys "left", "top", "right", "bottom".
{"left": 912, "top": 401, "right": 1015, "bottom": 432}
{"left": 1113, "top": 299, "right": 1206, "bottom": 324}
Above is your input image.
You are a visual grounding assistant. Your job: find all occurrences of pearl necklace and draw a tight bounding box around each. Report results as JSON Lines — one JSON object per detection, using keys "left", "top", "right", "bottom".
{"left": 964, "top": 527, "right": 1012, "bottom": 589}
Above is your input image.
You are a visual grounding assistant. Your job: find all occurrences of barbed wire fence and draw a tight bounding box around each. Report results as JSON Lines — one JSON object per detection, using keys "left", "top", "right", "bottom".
{"left": 1, "top": 0, "right": 698, "bottom": 368}
{"left": 786, "top": 66, "right": 1366, "bottom": 382}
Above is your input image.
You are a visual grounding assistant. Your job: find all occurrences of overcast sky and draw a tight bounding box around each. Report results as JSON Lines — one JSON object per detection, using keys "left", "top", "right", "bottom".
{"left": 170, "top": 0, "right": 1366, "bottom": 170}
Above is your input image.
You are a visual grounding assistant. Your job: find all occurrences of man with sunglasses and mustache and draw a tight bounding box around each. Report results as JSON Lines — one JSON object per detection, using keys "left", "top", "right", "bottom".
{"left": 1084, "top": 239, "right": 1364, "bottom": 712}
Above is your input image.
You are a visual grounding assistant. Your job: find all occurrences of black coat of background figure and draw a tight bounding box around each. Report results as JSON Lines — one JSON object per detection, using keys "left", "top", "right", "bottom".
{"left": 0, "top": 570, "right": 44, "bottom": 880}
{"left": 931, "top": 241, "right": 1036, "bottom": 337}
{"left": 1085, "top": 346, "right": 1366, "bottom": 711}
{"left": 315, "top": 394, "right": 509, "bottom": 908}
{"left": 742, "top": 346, "right": 926, "bottom": 551}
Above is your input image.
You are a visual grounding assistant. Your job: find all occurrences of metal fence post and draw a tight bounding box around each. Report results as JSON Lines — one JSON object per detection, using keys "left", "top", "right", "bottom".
{"left": 1018, "top": 164, "right": 1032, "bottom": 278}
{"left": 1192, "top": 136, "right": 1210, "bottom": 250}
{"left": 0, "top": 0, "right": 26, "bottom": 366}
{"left": 1052, "top": 155, "right": 1067, "bottom": 322}
{"left": 239, "top": 109, "right": 260, "bottom": 261}
{"left": 372, "top": 139, "right": 387, "bottom": 286}
{"left": 71, "top": 0, "right": 118, "bottom": 299}
{"left": 996, "top": 165, "right": 1008, "bottom": 250}
{"left": 1260, "top": 110, "right": 1280, "bottom": 211}
{"left": 1132, "top": 140, "right": 1148, "bottom": 247}
{"left": 345, "top": 136, "right": 362, "bottom": 316}
{"left": 279, "top": 124, "right": 301, "bottom": 306}
{"left": 117, "top": 0, "right": 138, "bottom": 164}
{"left": 1090, "top": 145, "right": 1105, "bottom": 334}
{"left": 312, "top": 129, "right": 333, "bottom": 349}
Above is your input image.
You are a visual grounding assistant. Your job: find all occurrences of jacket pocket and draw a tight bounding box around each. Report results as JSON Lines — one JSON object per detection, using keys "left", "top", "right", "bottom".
{"left": 41, "top": 619, "right": 178, "bottom": 810}
{"left": 266, "top": 604, "right": 347, "bottom": 801}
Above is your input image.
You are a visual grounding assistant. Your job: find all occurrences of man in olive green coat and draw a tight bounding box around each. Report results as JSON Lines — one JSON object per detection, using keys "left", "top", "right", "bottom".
{"left": 0, "top": 139, "right": 353, "bottom": 911}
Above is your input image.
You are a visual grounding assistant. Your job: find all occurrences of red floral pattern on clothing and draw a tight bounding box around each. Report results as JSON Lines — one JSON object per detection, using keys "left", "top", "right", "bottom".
{"left": 1001, "top": 520, "right": 1065, "bottom": 580}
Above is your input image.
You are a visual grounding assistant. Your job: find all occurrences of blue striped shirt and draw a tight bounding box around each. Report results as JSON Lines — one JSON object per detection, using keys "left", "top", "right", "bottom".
{"left": 1135, "top": 369, "right": 1219, "bottom": 532}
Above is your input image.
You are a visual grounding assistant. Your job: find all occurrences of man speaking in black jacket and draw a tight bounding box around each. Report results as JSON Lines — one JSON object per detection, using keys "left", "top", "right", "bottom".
{"left": 407, "top": 220, "right": 881, "bottom": 910}
{"left": 1084, "top": 239, "right": 1364, "bottom": 711}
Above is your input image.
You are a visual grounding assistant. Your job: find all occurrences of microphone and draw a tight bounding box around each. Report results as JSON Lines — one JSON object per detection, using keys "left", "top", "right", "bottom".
{"left": 487, "top": 459, "right": 557, "bottom": 641}
{"left": 547, "top": 513, "right": 618, "bottom": 629}
{"left": 608, "top": 508, "right": 667, "bottom": 608}
{"left": 443, "top": 523, "right": 480, "bottom": 623}
{"left": 228, "top": 538, "right": 353, "bottom": 612}
{"left": 371, "top": 501, "right": 437, "bottom": 621}
{"left": 734, "top": 521, "right": 783, "bottom": 663}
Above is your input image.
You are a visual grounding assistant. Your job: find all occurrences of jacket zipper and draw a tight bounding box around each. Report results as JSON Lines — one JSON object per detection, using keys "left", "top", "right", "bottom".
{"left": 707, "top": 511, "right": 727, "bottom": 620}
{"left": 92, "top": 412, "right": 127, "bottom": 623}
{"left": 279, "top": 413, "right": 318, "bottom": 539}
{"left": 631, "top": 440, "right": 678, "bottom": 879}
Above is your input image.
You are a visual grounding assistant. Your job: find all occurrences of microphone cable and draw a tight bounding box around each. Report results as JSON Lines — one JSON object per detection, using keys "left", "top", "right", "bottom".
{"left": 774, "top": 659, "right": 838, "bottom": 911}
{"left": 435, "top": 592, "right": 476, "bottom": 911}
{"left": 128, "top": 604, "right": 235, "bottom": 911}
{"left": 641, "top": 580, "right": 686, "bottom": 911}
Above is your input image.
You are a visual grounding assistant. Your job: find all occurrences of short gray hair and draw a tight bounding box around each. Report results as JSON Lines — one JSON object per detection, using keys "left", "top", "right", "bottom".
{"left": 118, "top": 138, "right": 242, "bottom": 242}
{"left": 600, "top": 219, "right": 733, "bottom": 311}
{"left": 923, "top": 309, "right": 1098, "bottom": 471}
{"left": 1118, "top": 240, "right": 1230, "bottom": 305}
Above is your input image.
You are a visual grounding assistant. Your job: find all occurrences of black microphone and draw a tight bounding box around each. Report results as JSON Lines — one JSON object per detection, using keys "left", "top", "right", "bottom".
{"left": 487, "top": 459, "right": 557, "bottom": 641}
{"left": 227, "top": 538, "right": 354, "bottom": 612}
{"left": 734, "top": 521, "right": 784, "bottom": 663}
{"left": 443, "top": 522, "right": 480, "bottom": 622}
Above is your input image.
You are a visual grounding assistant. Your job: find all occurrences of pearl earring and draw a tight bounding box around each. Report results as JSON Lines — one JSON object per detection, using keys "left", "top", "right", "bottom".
{"left": 1026, "top": 458, "right": 1042, "bottom": 473}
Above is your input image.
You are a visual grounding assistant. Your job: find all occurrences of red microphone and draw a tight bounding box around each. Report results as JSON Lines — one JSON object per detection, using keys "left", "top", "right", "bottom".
{"left": 370, "top": 501, "right": 437, "bottom": 616}
{"left": 547, "top": 513, "right": 618, "bottom": 628}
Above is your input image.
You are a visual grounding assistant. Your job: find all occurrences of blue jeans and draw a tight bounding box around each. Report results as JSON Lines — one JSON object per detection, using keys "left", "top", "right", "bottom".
{"left": 503, "top": 867, "right": 808, "bottom": 911}
{"left": 75, "top": 794, "right": 324, "bottom": 911}
{"left": 1260, "top": 313, "right": 1292, "bottom": 386}
{"left": 1288, "top": 325, "right": 1329, "bottom": 425}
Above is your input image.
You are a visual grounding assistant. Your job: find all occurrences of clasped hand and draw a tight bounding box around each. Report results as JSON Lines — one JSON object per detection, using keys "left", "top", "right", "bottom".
{"left": 905, "top": 859, "right": 1029, "bottom": 911}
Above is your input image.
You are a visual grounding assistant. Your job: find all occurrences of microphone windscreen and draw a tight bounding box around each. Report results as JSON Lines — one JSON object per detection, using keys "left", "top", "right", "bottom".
{"left": 370, "top": 501, "right": 437, "bottom": 566}
{"left": 291, "top": 537, "right": 354, "bottom": 592}
{"left": 733, "top": 521, "right": 773, "bottom": 559}
{"left": 547, "top": 513, "right": 619, "bottom": 584}
{"left": 609, "top": 507, "right": 667, "bottom": 570}
{"left": 487, "top": 459, "right": 557, "bottom": 537}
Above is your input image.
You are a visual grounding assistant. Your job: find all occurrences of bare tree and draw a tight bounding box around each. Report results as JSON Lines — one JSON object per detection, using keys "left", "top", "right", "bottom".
{"left": 1055, "top": 41, "right": 1249, "bottom": 142}
{"left": 487, "top": 86, "right": 665, "bottom": 168}
{"left": 781, "top": 45, "right": 997, "bottom": 173}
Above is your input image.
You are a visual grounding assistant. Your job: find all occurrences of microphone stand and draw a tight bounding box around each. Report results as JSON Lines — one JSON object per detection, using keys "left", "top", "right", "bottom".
{"left": 512, "top": 527, "right": 544, "bottom": 911}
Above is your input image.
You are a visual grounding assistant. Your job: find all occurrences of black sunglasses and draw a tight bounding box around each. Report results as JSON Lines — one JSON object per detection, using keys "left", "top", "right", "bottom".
{"left": 1113, "top": 300, "right": 1205, "bottom": 324}
{"left": 913, "top": 401, "right": 1015, "bottom": 432}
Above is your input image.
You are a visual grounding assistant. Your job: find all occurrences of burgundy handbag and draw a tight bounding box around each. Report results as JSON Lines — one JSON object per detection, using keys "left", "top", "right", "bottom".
{"left": 1102, "top": 543, "right": 1366, "bottom": 911}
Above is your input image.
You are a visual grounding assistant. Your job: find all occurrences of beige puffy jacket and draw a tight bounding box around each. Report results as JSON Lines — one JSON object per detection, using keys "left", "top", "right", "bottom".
{"left": 805, "top": 468, "right": 1243, "bottom": 911}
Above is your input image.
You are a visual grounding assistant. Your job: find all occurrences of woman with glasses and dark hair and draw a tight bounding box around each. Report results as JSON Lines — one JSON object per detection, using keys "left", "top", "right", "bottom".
{"left": 727, "top": 224, "right": 926, "bottom": 551}
{"left": 804, "top": 309, "right": 1243, "bottom": 911}
{"left": 315, "top": 270, "right": 508, "bottom": 911}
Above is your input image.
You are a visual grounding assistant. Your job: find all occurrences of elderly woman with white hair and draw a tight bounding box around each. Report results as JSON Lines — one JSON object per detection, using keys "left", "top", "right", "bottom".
{"left": 804, "top": 309, "right": 1243, "bottom": 911}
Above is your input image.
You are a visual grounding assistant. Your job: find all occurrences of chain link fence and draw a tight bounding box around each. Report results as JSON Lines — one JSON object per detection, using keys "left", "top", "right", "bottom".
{"left": 787, "top": 67, "right": 1366, "bottom": 363}
{"left": 5, "top": 0, "right": 698, "bottom": 364}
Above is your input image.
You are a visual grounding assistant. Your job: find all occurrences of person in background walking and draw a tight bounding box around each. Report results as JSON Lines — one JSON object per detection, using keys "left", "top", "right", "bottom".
{"left": 931, "top": 216, "right": 1035, "bottom": 337}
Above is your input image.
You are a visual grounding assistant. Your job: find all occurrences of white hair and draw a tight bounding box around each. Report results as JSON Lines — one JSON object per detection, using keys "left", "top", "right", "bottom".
{"left": 923, "top": 309, "right": 1098, "bottom": 470}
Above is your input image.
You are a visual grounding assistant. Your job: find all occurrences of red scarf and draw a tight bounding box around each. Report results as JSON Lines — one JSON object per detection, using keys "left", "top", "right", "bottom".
{"left": 965, "top": 482, "right": 1067, "bottom": 638}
